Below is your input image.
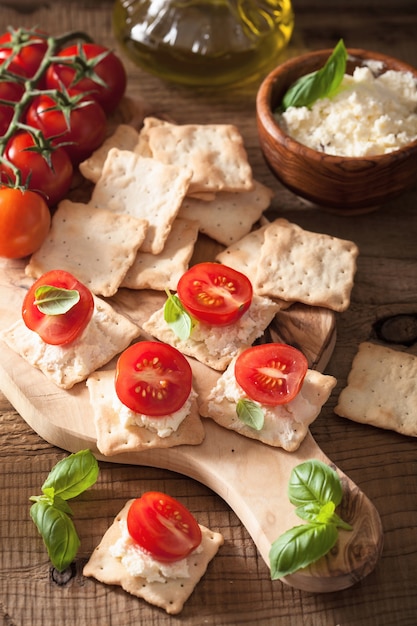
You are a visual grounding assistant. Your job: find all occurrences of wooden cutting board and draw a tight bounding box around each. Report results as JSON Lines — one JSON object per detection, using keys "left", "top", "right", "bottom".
{"left": 0, "top": 253, "right": 383, "bottom": 593}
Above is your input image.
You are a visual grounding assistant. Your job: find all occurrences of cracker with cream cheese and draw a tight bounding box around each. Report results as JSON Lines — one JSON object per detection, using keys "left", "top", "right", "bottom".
{"left": 335, "top": 341, "right": 417, "bottom": 437}
{"left": 178, "top": 180, "right": 274, "bottom": 246}
{"left": 90, "top": 148, "right": 192, "bottom": 254}
{"left": 83, "top": 499, "right": 224, "bottom": 615}
{"left": 86, "top": 369, "right": 205, "bottom": 455}
{"left": 25, "top": 200, "right": 148, "bottom": 297}
{"left": 142, "top": 294, "right": 282, "bottom": 371}
{"left": 120, "top": 218, "right": 199, "bottom": 291}
{"left": 144, "top": 121, "right": 254, "bottom": 195}
{"left": 196, "top": 357, "right": 336, "bottom": 451}
{"left": 0, "top": 296, "right": 140, "bottom": 389}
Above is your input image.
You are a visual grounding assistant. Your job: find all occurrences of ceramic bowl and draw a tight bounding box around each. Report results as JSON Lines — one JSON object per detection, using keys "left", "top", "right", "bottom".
{"left": 256, "top": 48, "right": 417, "bottom": 214}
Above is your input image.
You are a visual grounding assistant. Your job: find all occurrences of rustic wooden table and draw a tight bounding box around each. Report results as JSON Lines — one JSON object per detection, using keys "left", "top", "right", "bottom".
{"left": 1, "top": 1, "right": 417, "bottom": 624}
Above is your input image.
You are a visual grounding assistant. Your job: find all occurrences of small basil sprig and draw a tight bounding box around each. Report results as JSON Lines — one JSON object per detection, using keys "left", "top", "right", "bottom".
{"left": 163, "top": 289, "right": 193, "bottom": 340}
{"left": 34, "top": 284, "right": 80, "bottom": 315}
{"left": 29, "top": 449, "right": 99, "bottom": 572}
{"left": 269, "top": 459, "right": 352, "bottom": 580}
{"left": 280, "top": 39, "right": 348, "bottom": 111}
{"left": 236, "top": 398, "right": 264, "bottom": 430}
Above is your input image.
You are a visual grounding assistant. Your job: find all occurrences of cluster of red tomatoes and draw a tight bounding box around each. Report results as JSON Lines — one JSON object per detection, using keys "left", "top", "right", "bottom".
{"left": 0, "top": 27, "right": 127, "bottom": 259}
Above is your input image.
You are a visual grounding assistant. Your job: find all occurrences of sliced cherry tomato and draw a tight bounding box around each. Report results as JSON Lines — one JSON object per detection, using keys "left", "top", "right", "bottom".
{"left": 1, "top": 130, "right": 73, "bottom": 207}
{"left": 234, "top": 343, "right": 308, "bottom": 406}
{"left": 115, "top": 341, "right": 192, "bottom": 417}
{"left": 176, "top": 262, "right": 253, "bottom": 327}
{"left": 45, "top": 42, "right": 127, "bottom": 113}
{"left": 25, "top": 90, "right": 107, "bottom": 164}
{"left": 0, "top": 187, "right": 50, "bottom": 259}
{"left": 0, "top": 29, "right": 48, "bottom": 77}
{"left": 22, "top": 270, "right": 94, "bottom": 345}
{"left": 127, "top": 492, "right": 202, "bottom": 563}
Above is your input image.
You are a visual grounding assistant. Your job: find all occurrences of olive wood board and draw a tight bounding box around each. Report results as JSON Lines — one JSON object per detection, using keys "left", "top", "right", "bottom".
{"left": 0, "top": 255, "right": 383, "bottom": 593}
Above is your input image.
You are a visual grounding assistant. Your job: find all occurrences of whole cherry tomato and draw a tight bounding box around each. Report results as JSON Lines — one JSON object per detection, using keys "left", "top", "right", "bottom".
{"left": 1, "top": 130, "right": 73, "bottom": 207}
{"left": 0, "top": 28, "right": 48, "bottom": 77}
{"left": 45, "top": 42, "right": 126, "bottom": 113}
{"left": 0, "top": 59, "right": 27, "bottom": 135}
{"left": 0, "top": 187, "right": 50, "bottom": 259}
{"left": 22, "top": 269, "right": 94, "bottom": 345}
{"left": 127, "top": 492, "right": 202, "bottom": 563}
{"left": 176, "top": 262, "right": 253, "bottom": 326}
{"left": 115, "top": 341, "right": 193, "bottom": 417}
{"left": 234, "top": 343, "right": 308, "bottom": 406}
{"left": 25, "top": 90, "right": 107, "bottom": 164}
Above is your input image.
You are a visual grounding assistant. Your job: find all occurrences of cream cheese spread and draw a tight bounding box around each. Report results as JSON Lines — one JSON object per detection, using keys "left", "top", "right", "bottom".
{"left": 278, "top": 64, "right": 417, "bottom": 156}
{"left": 113, "top": 389, "right": 197, "bottom": 437}
{"left": 109, "top": 519, "right": 202, "bottom": 582}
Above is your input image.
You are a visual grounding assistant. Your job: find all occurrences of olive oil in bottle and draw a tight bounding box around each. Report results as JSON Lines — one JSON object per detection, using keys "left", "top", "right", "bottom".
{"left": 113, "top": 0, "right": 294, "bottom": 87}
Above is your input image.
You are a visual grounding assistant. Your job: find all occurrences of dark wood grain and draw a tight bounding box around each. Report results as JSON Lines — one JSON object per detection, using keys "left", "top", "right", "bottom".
{"left": 1, "top": 2, "right": 417, "bottom": 625}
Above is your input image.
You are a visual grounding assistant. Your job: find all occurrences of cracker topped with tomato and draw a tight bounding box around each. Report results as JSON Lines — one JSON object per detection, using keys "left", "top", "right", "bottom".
{"left": 0, "top": 270, "right": 141, "bottom": 389}
{"left": 86, "top": 341, "right": 205, "bottom": 455}
{"left": 196, "top": 344, "right": 337, "bottom": 452}
{"left": 83, "top": 493, "right": 224, "bottom": 615}
{"left": 143, "top": 262, "right": 282, "bottom": 370}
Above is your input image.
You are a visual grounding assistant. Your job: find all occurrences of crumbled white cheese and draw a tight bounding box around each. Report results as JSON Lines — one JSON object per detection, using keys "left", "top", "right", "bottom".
{"left": 109, "top": 519, "right": 201, "bottom": 582}
{"left": 278, "top": 65, "right": 417, "bottom": 156}
{"left": 113, "top": 389, "right": 197, "bottom": 437}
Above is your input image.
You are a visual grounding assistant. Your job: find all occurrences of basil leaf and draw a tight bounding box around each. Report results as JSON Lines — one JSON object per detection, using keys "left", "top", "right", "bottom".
{"left": 288, "top": 459, "right": 343, "bottom": 508}
{"left": 281, "top": 39, "right": 348, "bottom": 111}
{"left": 41, "top": 449, "right": 99, "bottom": 501}
{"left": 269, "top": 522, "right": 338, "bottom": 580}
{"left": 163, "top": 292, "right": 193, "bottom": 340}
{"left": 34, "top": 284, "right": 80, "bottom": 316}
{"left": 236, "top": 399, "right": 264, "bottom": 430}
{"left": 30, "top": 499, "right": 80, "bottom": 572}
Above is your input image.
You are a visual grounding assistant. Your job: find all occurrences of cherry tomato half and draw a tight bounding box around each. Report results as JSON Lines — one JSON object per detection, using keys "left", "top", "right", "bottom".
{"left": 45, "top": 43, "right": 127, "bottom": 114}
{"left": 234, "top": 343, "right": 308, "bottom": 406}
{"left": 0, "top": 187, "right": 51, "bottom": 259}
{"left": 1, "top": 130, "right": 73, "bottom": 207}
{"left": 127, "top": 492, "right": 202, "bottom": 563}
{"left": 22, "top": 270, "right": 94, "bottom": 345}
{"left": 25, "top": 90, "right": 107, "bottom": 164}
{"left": 176, "top": 262, "right": 253, "bottom": 327}
{"left": 115, "top": 341, "right": 192, "bottom": 417}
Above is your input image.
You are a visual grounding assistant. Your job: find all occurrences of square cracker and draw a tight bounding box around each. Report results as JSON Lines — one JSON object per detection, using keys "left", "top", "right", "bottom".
{"left": 86, "top": 369, "right": 205, "bottom": 455}
{"left": 90, "top": 148, "right": 192, "bottom": 254}
{"left": 121, "top": 218, "right": 199, "bottom": 291}
{"left": 254, "top": 218, "right": 359, "bottom": 312}
{"left": 216, "top": 225, "right": 268, "bottom": 285}
{"left": 335, "top": 341, "right": 417, "bottom": 437}
{"left": 142, "top": 295, "right": 281, "bottom": 371}
{"left": 195, "top": 358, "right": 336, "bottom": 451}
{"left": 0, "top": 297, "right": 140, "bottom": 389}
{"left": 178, "top": 180, "right": 274, "bottom": 246}
{"left": 25, "top": 200, "right": 148, "bottom": 297}
{"left": 79, "top": 124, "right": 140, "bottom": 183}
{"left": 83, "top": 500, "right": 224, "bottom": 615}
{"left": 145, "top": 122, "right": 254, "bottom": 195}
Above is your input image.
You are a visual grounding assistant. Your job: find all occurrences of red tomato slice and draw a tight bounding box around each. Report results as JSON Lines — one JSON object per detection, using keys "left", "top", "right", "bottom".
{"left": 127, "top": 492, "right": 202, "bottom": 563}
{"left": 22, "top": 270, "right": 94, "bottom": 345}
{"left": 176, "top": 262, "right": 253, "bottom": 326}
{"left": 115, "top": 341, "right": 192, "bottom": 417}
{"left": 234, "top": 343, "right": 308, "bottom": 406}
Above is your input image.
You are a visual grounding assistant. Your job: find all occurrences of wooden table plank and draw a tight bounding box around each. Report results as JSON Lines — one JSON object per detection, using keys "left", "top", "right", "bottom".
{"left": 1, "top": 1, "right": 417, "bottom": 624}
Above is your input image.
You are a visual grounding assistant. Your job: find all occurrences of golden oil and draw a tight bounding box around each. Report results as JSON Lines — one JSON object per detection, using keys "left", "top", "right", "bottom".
{"left": 113, "top": 0, "right": 294, "bottom": 87}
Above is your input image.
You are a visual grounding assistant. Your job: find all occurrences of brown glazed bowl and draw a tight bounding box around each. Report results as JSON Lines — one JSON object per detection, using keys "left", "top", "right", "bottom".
{"left": 256, "top": 48, "right": 417, "bottom": 214}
